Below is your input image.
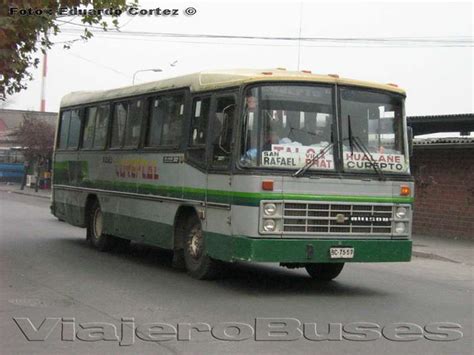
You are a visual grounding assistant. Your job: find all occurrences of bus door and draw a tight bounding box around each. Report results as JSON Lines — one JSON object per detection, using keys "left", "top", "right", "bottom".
{"left": 186, "top": 96, "right": 213, "bottom": 232}
{"left": 206, "top": 93, "right": 237, "bottom": 236}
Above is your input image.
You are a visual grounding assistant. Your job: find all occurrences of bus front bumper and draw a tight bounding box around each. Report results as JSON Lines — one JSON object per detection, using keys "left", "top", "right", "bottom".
{"left": 205, "top": 233, "right": 412, "bottom": 263}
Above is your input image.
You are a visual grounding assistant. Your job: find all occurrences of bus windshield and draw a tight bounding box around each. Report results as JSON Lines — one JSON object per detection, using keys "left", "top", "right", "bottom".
{"left": 240, "top": 85, "right": 336, "bottom": 171}
{"left": 340, "top": 88, "right": 408, "bottom": 174}
{"left": 240, "top": 84, "right": 408, "bottom": 175}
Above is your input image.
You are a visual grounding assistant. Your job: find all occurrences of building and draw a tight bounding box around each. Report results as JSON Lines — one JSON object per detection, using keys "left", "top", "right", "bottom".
{"left": 0, "top": 108, "right": 57, "bottom": 163}
{"left": 408, "top": 114, "right": 474, "bottom": 239}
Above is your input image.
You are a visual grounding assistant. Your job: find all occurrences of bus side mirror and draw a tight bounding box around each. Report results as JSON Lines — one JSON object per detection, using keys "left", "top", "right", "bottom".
{"left": 407, "top": 126, "right": 414, "bottom": 156}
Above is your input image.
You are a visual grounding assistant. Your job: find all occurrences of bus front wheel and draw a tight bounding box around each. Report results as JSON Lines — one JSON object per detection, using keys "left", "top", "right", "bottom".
{"left": 87, "top": 200, "right": 116, "bottom": 252}
{"left": 305, "top": 263, "right": 344, "bottom": 281}
{"left": 183, "top": 215, "right": 220, "bottom": 280}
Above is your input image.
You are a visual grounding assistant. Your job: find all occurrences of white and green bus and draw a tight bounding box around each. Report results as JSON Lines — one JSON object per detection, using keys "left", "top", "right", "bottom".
{"left": 52, "top": 69, "right": 413, "bottom": 280}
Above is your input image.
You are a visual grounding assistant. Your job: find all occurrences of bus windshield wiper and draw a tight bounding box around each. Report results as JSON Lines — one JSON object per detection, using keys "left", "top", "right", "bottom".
{"left": 293, "top": 142, "right": 333, "bottom": 177}
{"left": 346, "top": 115, "right": 385, "bottom": 181}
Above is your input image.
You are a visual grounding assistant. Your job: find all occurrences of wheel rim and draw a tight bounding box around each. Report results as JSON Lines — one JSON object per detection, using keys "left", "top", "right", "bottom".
{"left": 93, "top": 209, "right": 103, "bottom": 240}
{"left": 187, "top": 224, "right": 203, "bottom": 260}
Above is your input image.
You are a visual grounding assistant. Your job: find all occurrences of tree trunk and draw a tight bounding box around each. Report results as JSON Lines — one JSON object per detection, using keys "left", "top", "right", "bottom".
{"left": 35, "top": 158, "right": 40, "bottom": 192}
{"left": 20, "top": 160, "right": 29, "bottom": 190}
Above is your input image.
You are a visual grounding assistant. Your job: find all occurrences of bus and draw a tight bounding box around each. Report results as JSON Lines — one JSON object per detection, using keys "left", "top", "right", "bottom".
{"left": 51, "top": 68, "right": 413, "bottom": 280}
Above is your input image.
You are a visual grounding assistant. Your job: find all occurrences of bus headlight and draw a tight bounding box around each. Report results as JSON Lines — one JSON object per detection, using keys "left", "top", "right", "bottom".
{"left": 394, "top": 222, "right": 406, "bottom": 234}
{"left": 263, "top": 203, "right": 277, "bottom": 216}
{"left": 263, "top": 219, "right": 276, "bottom": 232}
{"left": 395, "top": 206, "right": 408, "bottom": 219}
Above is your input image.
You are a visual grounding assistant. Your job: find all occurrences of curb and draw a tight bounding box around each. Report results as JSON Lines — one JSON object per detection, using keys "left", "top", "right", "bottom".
{"left": 412, "top": 250, "right": 460, "bottom": 264}
{"left": 1, "top": 189, "right": 51, "bottom": 200}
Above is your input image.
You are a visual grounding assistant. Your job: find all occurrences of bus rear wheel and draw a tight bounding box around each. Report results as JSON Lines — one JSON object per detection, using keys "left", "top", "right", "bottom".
{"left": 183, "top": 215, "right": 220, "bottom": 280}
{"left": 305, "top": 263, "right": 344, "bottom": 281}
{"left": 87, "top": 200, "right": 116, "bottom": 252}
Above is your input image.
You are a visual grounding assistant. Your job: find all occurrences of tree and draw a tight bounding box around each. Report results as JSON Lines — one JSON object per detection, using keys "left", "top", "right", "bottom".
{"left": 12, "top": 117, "right": 55, "bottom": 190}
{"left": 0, "top": 0, "right": 137, "bottom": 100}
{"left": 14, "top": 117, "right": 55, "bottom": 163}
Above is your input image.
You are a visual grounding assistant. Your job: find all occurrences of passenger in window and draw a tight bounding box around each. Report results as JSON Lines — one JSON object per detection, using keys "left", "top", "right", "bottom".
{"left": 245, "top": 94, "right": 257, "bottom": 112}
{"left": 241, "top": 131, "right": 282, "bottom": 165}
{"left": 263, "top": 131, "right": 280, "bottom": 151}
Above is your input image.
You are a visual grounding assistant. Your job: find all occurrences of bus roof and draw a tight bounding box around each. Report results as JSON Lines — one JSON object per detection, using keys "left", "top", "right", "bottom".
{"left": 60, "top": 68, "right": 406, "bottom": 108}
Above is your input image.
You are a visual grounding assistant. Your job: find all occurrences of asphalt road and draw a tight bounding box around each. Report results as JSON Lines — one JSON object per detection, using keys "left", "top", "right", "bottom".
{"left": 1, "top": 192, "right": 472, "bottom": 355}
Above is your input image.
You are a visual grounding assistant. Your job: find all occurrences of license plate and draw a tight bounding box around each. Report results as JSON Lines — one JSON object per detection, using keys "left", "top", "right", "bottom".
{"left": 330, "top": 247, "right": 355, "bottom": 259}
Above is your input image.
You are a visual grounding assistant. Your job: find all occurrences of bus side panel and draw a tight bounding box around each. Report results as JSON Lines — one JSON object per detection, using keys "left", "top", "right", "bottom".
{"left": 105, "top": 195, "right": 176, "bottom": 248}
{"left": 205, "top": 173, "right": 232, "bottom": 240}
{"left": 53, "top": 152, "right": 88, "bottom": 227}
{"left": 77, "top": 151, "right": 117, "bottom": 232}
{"left": 180, "top": 163, "right": 208, "bottom": 224}
{"left": 86, "top": 151, "right": 182, "bottom": 248}
{"left": 53, "top": 188, "right": 86, "bottom": 227}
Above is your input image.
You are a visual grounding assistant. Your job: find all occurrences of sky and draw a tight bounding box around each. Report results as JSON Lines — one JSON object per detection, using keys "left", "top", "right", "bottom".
{"left": 3, "top": 0, "right": 473, "bottom": 119}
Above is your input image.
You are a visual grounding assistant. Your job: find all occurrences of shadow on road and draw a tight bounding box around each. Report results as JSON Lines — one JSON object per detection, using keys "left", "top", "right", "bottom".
{"left": 55, "top": 236, "right": 388, "bottom": 297}
{"left": 214, "top": 262, "right": 388, "bottom": 296}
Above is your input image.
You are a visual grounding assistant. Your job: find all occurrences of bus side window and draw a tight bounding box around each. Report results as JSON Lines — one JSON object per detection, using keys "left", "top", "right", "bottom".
{"left": 211, "top": 96, "right": 235, "bottom": 167}
{"left": 93, "top": 105, "right": 110, "bottom": 149}
{"left": 111, "top": 102, "right": 128, "bottom": 148}
{"left": 67, "top": 109, "right": 81, "bottom": 149}
{"left": 147, "top": 98, "right": 164, "bottom": 146}
{"left": 161, "top": 95, "right": 185, "bottom": 146}
{"left": 146, "top": 94, "right": 185, "bottom": 147}
{"left": 124, "top": 99, "right": 143, "bottom": 148}
{"left": 188, "top": 97, "right": 211, "bottom": 163}
{"left": 58, "top": 110, "right": 71, "bottom": 150}
{"left": 82, "top": 107, "right": 97, "bottom": 149}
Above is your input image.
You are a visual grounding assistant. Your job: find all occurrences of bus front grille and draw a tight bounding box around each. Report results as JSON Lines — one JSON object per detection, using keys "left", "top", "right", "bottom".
{"left": 282, "top": 202, "right": 393, "bottom": 235}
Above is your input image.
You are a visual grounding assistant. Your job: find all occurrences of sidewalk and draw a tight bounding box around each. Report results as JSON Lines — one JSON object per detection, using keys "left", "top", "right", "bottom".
{"left": 0, "top": 181, "right": 472, "bottom": 265}
{"left": 412, "top": 234, "right": 473, "bottom": 266}
{"left": 0, "top": 182, "right": 51, "bottom": 200}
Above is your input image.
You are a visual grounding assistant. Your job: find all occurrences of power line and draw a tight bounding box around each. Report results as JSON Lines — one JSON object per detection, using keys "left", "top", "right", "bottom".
{"left": 57, "top": 16, "right": 79, "bottom": 26}
{"left": 55, "top": 19, "right": 113, "bottom": 30}
{"left": 54, "top": 23, "right": 473, "bottom": 46}
{"left": 64, "top": 52, "right": 129, "bottom": 77}
{"left": 55, "top": 32, "right": 297, "bottom": 47}
{"left": 56, "top": 29, "right": 474, "bottom": 48}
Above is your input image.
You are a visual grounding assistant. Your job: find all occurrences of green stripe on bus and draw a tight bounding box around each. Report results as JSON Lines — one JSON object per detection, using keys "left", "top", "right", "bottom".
{"left": 59, "top": 179, "right": 414, "bottom": 206}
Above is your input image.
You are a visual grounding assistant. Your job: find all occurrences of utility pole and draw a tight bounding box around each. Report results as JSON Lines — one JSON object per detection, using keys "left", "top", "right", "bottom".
{"left": 40, "top": 47, "right": 47, "bottom": 112}
{"left": 296, "top": 2, "right": 303, "bottom": 71}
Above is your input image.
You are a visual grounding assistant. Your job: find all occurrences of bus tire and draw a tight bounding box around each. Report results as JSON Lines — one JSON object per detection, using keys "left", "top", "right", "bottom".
{"left": 87, "top": 200, "right": 116, "bottom": 252}
{"left": 183, "top": 214, "right": 220, "bottom": 280}
{"left": 305, "top": 263, "right": 344, "bottom": 281}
